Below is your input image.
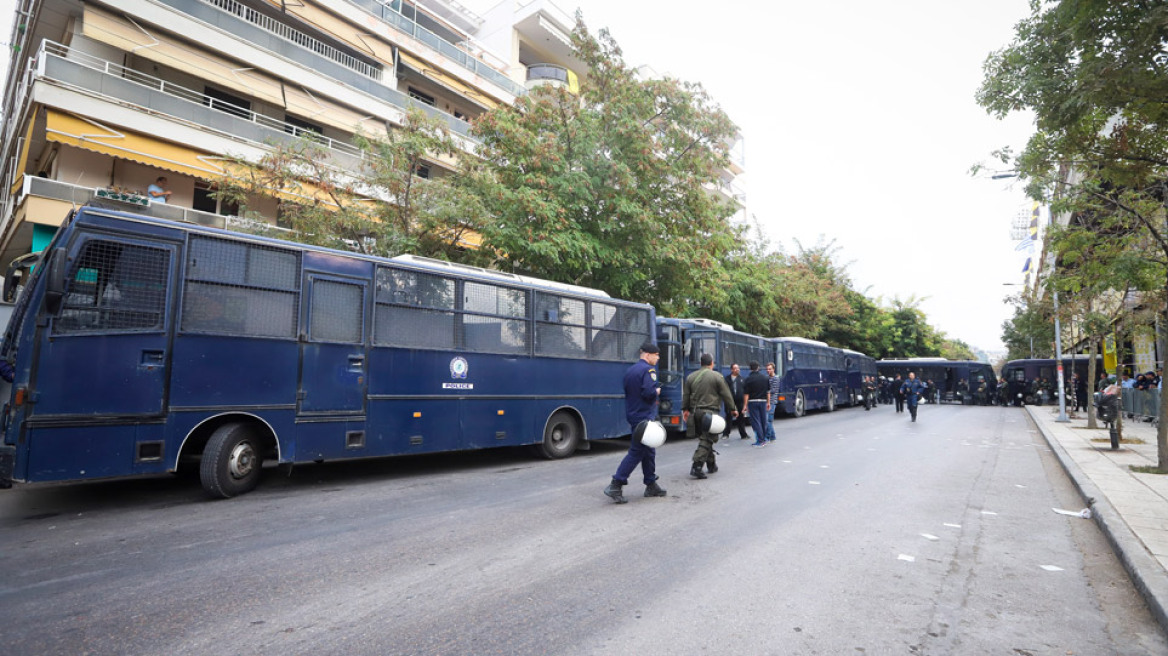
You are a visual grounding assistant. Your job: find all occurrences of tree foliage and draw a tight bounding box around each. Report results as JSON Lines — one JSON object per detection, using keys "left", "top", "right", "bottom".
{"left": 217, "top": 109, "right": 483, "bottom": 259}
{"left": 979, "top": 0, "right": 1168, "bottom": 465}
{"left": 468, "top": 19, "right": 741, "bottom": 312}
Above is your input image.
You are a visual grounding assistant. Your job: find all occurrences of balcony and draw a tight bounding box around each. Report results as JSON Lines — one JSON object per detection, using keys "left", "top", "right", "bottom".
{"left": 525, "top": 64, "right": 576, "bottom": 93}
{"left": 37, "top": 42, "right": 367, "bottom": 169}
{"left": 347, "top": 0, "right": 526, "bottom": 98}
{"left": 150, "top": 0, "right": 477, "bottom": 140}
{"left": 16, "top": 176, "right": 235, "bottom": 230}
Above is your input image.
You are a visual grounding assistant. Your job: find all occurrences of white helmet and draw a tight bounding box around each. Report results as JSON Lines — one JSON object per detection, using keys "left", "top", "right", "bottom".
{"left": 704, "top": 413, "right": 726, "bottom": 435}
{"left": 641, "top": 421, "right": 667, "bottom": 448}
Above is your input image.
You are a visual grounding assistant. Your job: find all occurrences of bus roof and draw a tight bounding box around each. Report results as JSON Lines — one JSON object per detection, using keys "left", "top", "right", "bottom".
{"left": 776, "top": 336, "right": 830, "bottom": 347}
{"left": 391, "top": 255, "right": 611, "bottom": 299}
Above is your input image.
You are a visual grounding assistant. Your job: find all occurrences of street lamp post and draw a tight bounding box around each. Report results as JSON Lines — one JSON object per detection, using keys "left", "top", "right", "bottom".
{"left": 1053, "top": 288, "right": 1069, "bottom": 422}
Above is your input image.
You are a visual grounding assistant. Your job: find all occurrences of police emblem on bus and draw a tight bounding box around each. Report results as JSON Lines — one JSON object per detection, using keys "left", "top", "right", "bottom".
{"left": 450, "top": 357, "right": 469, "bottom": 379}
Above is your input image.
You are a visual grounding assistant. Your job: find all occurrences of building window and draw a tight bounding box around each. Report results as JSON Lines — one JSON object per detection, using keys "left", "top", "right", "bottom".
{"left": 285, "top": 115, "right": 323, "bottom": 139}
{"left": 204, "top": 87, "right": 252, "bottom": 120}
{"left": 414, "top": 164, "right": 430, "bottom": 179}
{"left": 408, "top": 87, "right": 436, "bottom": 107}
{"left": 193, "top": 181, "right": 240, "bottom": 217}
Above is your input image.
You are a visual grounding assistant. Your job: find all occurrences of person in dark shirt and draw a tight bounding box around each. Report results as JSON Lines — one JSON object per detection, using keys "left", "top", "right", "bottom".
{"left": 722, "top": 363, "right": 749, "bottom": 439}
{"left": 604, "top": 343, "right": 666, "bottom": 504}
{"left": 743, "top": 361, "right": 770, "bottom": 447}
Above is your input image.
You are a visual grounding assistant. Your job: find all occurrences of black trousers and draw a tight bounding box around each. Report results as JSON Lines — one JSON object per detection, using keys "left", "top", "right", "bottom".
{"left": 723, "top": 406, "right": 748, "bottom": 438}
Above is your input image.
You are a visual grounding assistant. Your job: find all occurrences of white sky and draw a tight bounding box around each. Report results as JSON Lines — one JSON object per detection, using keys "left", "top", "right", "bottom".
{"left": 0, "top": 0, "right": 1038, "bottom": 351}
{"left": 468, "top": 0, "right": 1038, "bottom": 353}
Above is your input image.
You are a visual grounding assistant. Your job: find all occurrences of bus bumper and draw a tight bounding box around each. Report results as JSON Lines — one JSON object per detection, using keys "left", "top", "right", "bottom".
{"left": 0, "top": 445, "right": 13, "bottom": 488}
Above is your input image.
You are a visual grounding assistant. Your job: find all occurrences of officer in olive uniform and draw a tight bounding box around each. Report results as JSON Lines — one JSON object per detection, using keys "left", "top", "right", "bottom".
{"left": 683, "top": 353, "right": 738, "bottom": 479}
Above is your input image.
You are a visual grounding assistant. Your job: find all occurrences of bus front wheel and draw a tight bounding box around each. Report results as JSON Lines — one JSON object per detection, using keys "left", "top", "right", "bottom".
{"left": 537, "top": 410, "right": 580, "bottom": 459}
{"left": 793, "top": 391, "right": 806, "bottom": 418}
{"left": 201, "top": 423, "right": 263, "bottom": 498}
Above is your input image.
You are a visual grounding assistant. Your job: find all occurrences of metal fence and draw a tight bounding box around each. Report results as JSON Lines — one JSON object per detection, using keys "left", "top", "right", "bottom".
{"left": 1121, "top": 389, "right": 1161, "bottom": 423}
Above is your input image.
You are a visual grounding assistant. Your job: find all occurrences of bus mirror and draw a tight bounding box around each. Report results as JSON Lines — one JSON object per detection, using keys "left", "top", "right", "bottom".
{"left": 43, "top": 248, "right": 67, "bottom": 315}
{"left": 3, "top": 251, "right": 40, "bottom": 303}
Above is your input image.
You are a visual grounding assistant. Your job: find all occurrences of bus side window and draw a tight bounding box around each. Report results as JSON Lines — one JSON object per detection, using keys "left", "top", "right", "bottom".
{"left": 54, "top": 240, "right": 170, "bottom": 334}
{"left": 374, "top": 267, "right": 456, "bottom": 350}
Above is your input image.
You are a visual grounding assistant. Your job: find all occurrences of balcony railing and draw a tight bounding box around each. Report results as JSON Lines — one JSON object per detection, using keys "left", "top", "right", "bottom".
{"left": 155, "top": 0, "right": 477, "bottom": 140}
{"left": 347, "top": 0, "right": 526, "bottom": 98}
{"left": 205, "top": 0, "right": 383, "bottom": 81}
{"left": 526, "top": 64, "right": 569, "bottom": 83}
{"left": 20, "top": 176, "right": 232, "bottom": 229}
{"left": 40, "top": 42, "right": 366, "bottom": 165}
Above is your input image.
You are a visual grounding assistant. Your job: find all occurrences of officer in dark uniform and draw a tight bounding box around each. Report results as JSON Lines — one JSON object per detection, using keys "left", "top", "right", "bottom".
{"left": 604, "top": 343, "right": 667, "bottom": 504}
{"left": 901, "top": 372, "right": 926, "bottom": 422}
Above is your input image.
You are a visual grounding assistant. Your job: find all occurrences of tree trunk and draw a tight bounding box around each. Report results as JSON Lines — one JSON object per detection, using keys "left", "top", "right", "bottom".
{"left": 1159, "top": 291, "right": 1168, "bottom": 471}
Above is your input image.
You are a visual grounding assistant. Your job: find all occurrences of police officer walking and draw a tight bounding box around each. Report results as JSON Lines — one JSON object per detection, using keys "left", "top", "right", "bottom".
{"left": 603, "top": 342, "right": 667, "bottom": 504}
{"left": 893, "top": 374, "right": 905, "bottom": 413}
{"left": 683, "top": 353, "right": 738, "bottom": 479}
{"left": 901, "top": 372, "right": 926, "bottom": 422}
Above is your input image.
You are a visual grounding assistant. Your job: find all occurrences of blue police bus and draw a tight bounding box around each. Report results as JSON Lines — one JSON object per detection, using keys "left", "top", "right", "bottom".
{"left": 1002, "top": 356, "right": 1104, "bottom": 405}
{"left": 770, "top": 337, "right": 849, "bottom": 416}
{"left": 654, "top": 317, "right": 770, "bottom": 432}
{"left": 0, "top": 206, "right": 655, "bottom": 497}
{"left": 842, "top": 349, "right": 877, "bottom": 406}
{"left": 876, "top": 359, "right": 996, "bottom": 404}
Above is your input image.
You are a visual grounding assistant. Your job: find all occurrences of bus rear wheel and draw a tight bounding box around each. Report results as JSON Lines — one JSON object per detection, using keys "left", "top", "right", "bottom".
{"left": 201, "top": 423, "right": 263, "bottom": 498}
{"left": 537, "top": 410, "right": 580, "bottom": 459}
{"left": 793, "top": 391, "right": 806, "bottom": 418}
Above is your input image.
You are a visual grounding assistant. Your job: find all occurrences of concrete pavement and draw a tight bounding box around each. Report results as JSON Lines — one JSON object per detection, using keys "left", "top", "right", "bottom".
{"left": 1027, "top": 403, "right": 1168, "bottom": 634}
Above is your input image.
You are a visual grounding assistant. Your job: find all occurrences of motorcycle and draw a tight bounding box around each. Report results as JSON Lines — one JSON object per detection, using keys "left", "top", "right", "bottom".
{"left": 1096, "top": 391, "right": 1121, "bottom": 449}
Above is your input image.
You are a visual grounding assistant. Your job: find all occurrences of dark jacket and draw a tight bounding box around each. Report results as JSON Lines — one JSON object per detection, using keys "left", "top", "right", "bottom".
{"left": 623, "top": 358, "right": 658, "bottom": 425}
{"left": 724, "top": 373, "right": 746, "bottom": 408}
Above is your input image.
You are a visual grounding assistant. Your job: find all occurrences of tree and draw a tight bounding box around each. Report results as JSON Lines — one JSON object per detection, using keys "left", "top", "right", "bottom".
{"left": 468, "top": 18, "right": 741, "bottom": 311}
{"left": 216, "top": 108, "right": 483, "bottom": 259}
{"left": 979, "top": 0, "right": 1168, "bottom": 468}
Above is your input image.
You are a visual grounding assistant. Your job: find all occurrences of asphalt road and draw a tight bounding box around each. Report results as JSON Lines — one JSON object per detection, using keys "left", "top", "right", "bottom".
{"left": 1, "top": 403, "right": 1166, "bottom": 655}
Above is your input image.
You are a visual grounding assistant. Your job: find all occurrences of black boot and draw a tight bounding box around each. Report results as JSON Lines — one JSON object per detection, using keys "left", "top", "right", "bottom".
{"left": 690, "top": 462, "right": 707, "bottom": 479}
{"left": 603, "top": 479, "right": 628, "bottom": 504}
{"left": 706, "top": 459, "right": 718, "bottom": 474}
{"left": 644, "top": 481, "right": 667, "bottom": 497}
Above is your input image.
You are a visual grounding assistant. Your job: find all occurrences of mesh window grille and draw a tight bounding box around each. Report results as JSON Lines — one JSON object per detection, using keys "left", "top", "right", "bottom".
{"left": 181, "top": 236, "right": 300, "bottom": 338}
{"left": 462, "top": 282, "right": 528, "bottom": 354}
{"left": 311, "top": 280, "right": 364, "bottom": 343}
{"left": 54, "top": 240, "right": 170, "bottom": 334}
{"left": 370, "top": 266, "right": 649, "bottom": 359}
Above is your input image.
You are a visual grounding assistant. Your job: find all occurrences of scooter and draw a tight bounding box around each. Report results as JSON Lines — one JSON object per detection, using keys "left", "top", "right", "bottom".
{"left": 1096, "top": 392, "right": 1120, "bottom": 450}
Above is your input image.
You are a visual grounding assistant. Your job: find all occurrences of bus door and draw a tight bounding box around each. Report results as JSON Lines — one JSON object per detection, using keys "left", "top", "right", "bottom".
{"left": 299, "top": 274, "right": 368, "bottom": 415}
{"left": 655, "top": 323, "right": 684, "bottom": 429}
{"left": 34, "top": 235, "right": 177, "bottom": 417}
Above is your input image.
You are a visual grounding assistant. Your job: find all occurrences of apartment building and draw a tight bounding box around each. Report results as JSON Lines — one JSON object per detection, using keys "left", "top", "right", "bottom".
{"left": 0, "top": 0, "right": 744, "bottom": 272}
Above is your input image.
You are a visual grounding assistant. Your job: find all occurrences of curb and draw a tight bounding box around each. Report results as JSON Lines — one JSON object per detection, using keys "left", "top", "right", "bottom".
{"left": 1025, "top": 406, "right": 1168, "bottom": 636}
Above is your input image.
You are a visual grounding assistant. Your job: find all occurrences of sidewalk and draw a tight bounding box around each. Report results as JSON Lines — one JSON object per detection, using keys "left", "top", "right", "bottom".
{"left": 1027, "top": 404, "right": 1168, "bottom": 634}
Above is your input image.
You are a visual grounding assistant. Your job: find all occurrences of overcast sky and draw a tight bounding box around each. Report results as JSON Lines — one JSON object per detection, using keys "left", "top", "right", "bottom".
{"left": 1, "top": 1, "right": 1038, "bottom": 352}
{"left": 468, "top": 0, "right": 1038, "bottom": 353}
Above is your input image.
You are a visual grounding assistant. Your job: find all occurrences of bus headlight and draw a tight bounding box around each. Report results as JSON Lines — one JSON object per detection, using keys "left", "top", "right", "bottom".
{"left": 658, "top": 398, "right": 672, "bottom": 414}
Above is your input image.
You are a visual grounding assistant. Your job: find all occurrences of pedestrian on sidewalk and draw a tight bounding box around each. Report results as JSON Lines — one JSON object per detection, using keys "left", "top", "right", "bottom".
{"left": 603, "top": 342, "right": 667, "bottom": 504}
{"left": 682, "top": 353, "right": 738, "bottom": 478}
{"left": 901, "top": 372, "right": 926, "bottom": 422}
